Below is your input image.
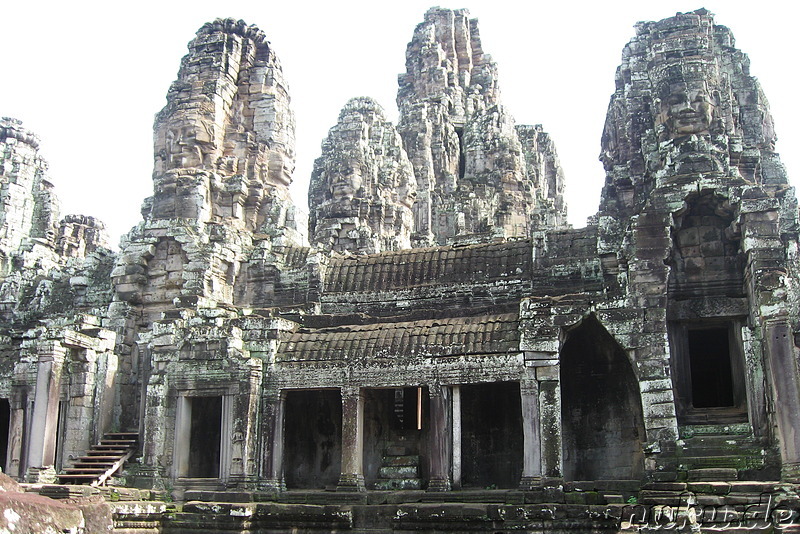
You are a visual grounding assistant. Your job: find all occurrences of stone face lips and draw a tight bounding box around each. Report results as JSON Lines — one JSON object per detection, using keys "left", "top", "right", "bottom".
{"left": 395, "top": 7, "right": 567, "bottom": 246}
{"left": 150, "top": 18, "right": 297, "bottom": 234}
{"left": 599, "top": 8, "right": 786, "bottom": 224}
{"left": 308, "top": 97, "right": 416, "bottom": 254}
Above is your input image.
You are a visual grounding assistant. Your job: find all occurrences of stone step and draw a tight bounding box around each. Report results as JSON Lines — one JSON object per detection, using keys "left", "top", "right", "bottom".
{"left": 679, "top": 456, "right": 762, "bottom": 469}
{"left": 687, "top": 468, "right": 738, "bottom": 481}
{"left": 386, "top": 446, "right": 418, "bottom": 456}
{"left": 103, "top": 432, "right": 139, "bottom": 438}
{"left": 373, "top": 478, "right": 422, "bottom": 490}
{"left": 91, "top": 445, "right": 129, "bottom": 454}
{"left": 76, "top": 456, "right": 125, "bottom": 462}
{"left": 379, "top": 465, "right": 419, "bottom": 479}
{"left": 382, "top": 455, "right": 420, "bottom": 467}
{"left": 71, "top": 462, "right": 116, "bottom": 470}
{"left": 58, "top": 473, "right": 97, "bottom": 481}
{"left": 99, "top": 439, "right": 137, "bottom": 446}
{"left": 85, "top": 449, "right": 126, "bottom": 455}
{"left": 680, "top": 438, "right": 764, "bottom": 454}
{"left": 62, "top": 468, "right": 108, "bottom": 474}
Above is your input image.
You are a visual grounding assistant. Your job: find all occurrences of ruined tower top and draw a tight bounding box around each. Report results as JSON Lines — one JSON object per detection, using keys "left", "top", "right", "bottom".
{"left": 398, "top": 7, "right": 499, "bottom": 118}
{"left": 599, "top": 8, "right": 786, "bottom": 222}
{"left": 0, "top": 117, "right": 60, "bottom": 254}
{"left": 395, "top": 7, "right": 566, "bottom": 246}
{"left": 153, "top": 17, "right": 295, "bottom": 184}
{"left": 1, "top": 118, "right": 41, "bottom": 150}
{"left": 146, "top": 18, "right": 299, "bottom": 234}
{"left": 308, "top": 97, "right": 416, "bottom": 254}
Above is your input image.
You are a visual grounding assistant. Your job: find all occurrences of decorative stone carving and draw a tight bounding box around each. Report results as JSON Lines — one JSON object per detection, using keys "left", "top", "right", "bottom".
{"left": 396, "top": 8, "right": 567, "bottom": 246}
{"left": 599, "top": 8, "right": 787, "bottom": 224}
{"left": 0, "top": 118, "right": 60, "bottom": 255}
{"left": 309, "top": 97, "right": 416, "bottom": 254}
{"left": 149, "top": 18, "right": 299, "bottom": 234}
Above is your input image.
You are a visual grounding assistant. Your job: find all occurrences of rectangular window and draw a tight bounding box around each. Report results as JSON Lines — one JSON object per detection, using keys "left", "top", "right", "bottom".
{"left": 670, "top": 320, "right": 747, "bottom": 424}
{"left": 688, "top": 327, "right": 735, "bottom": 408}
{"left": 188, "top": 396, "right": 222, "bottom": 478}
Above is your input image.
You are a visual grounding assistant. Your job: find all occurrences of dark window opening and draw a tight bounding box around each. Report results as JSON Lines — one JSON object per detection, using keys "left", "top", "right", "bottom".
{"left": 688, "top": 328, "right": 734, "bottom": 408}
{"left": 0, "top": 399, "right": 9, "bottom": 472}
{"left": 455, "top": 127, "right": 466, "bottom": 180}
{"left": 284, "top": 390, "right": 342, "bottom": 489}
{"left": 669, "top": 320, "right": 747, "bottom": 424}
{"left": 188, "top": 396, "right": 222, "bottom": 478}
{"left": 461, "top": 382, "right": 523, "bottom": 488}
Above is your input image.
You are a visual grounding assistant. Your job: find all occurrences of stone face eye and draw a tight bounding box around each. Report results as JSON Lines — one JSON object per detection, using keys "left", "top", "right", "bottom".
{"left": 668, "top": 94, "right": 687, "bottom": 106}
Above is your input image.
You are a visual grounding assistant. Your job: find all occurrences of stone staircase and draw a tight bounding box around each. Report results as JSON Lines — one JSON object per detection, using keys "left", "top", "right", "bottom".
{"left": 57, "top": 432, "right": 138, "bottom": 486}
{"left": 676, "top": 430, "right": 776, "bottom": 481}
{"left": 374, "top": 435, "right": 422, "bottom": 490}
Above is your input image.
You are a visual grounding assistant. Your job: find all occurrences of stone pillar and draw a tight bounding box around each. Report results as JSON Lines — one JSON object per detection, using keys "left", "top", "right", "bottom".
{"left": 5, "top": 390, "right": 27, "bottom": 479}
{"left": 338, "top": 386, "right": 365, "bottom": 491}
{"left": 427, "top": 384, "right": 451, "bottom": 492}
{"left": 62, "top": 348, "right": 97, "bottom": 468}
{"left": 519, "top": 376, "right": 542, "bottom": 488}
{"left": 537, "top": 366, "right": 563, "bottom": 478}
{"left": 26, "top": 342, "right": 66, "bottom": 480}
{"left": 452, "top": 385, "right": 462, "bottom": 489}
{"left": 259, "top": 390, "right": 286, "bottom": 491}
{"left": 134, "top": 374, "right": 169, "bottom": 489}
{"left": 228, "top": 364, "right": 262, "bottom": 488}
{"left": 94, "top": 348, "right": 118, "bottom": 445}
{"left": 765, "top": 320, "right": 800, "bottom": 481}
{"left": 739, "top": 199, "right": 800, "bottom": 481}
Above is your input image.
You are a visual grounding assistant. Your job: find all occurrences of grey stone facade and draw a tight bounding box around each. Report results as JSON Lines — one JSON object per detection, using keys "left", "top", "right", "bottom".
{"left": 1, "top": 7, "right": 800, "bottom": 532}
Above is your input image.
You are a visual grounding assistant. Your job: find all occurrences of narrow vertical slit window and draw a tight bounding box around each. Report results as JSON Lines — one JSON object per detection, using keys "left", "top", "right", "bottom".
{"left": 455, "top": 127, "right": 466, "bottom": 180}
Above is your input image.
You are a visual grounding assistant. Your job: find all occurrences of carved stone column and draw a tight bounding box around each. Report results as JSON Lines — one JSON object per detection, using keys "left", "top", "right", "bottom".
{"left": 259, "top": 389, "right": 286, "bottom": 491}
{"left": 427, "top": 384, "right": 451, "bottom": 492}
{"left": 537, "top": 366, "right": 563, "bottom": 478}
{"left": 765, "top": 320, "right": 800, "bottom": 481}
{"left": 26, "top": 341, "right": 66, "bottom": 481}
{"left": 5, "top": 389, "right": 27, "bottom": 479}
{"left": 451, "top": 385, "right": 462, "bottom": 489}
{"left": 519, "top": 376, "right": 542, "bottom": 489}
{"left": 337, "top": 386, "right": 365, "bottom": 491}
{"left": 134, "top": 374, "right": 169, "bottom": 489}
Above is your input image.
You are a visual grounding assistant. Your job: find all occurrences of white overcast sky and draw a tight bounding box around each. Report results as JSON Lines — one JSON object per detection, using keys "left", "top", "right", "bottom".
{"left": 2, "top": 1, "right": 798, "bottom": 247}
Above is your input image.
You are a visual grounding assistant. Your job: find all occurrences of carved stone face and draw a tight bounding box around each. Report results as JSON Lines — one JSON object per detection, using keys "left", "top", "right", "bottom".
{"left": 397, "top": 177, "right": 417, "bottom": 208}
{"left": 657, "top": 80, "right": 715, "bottom": 137}
{"left": 329, "top": 159, "right": 363, "bottom": 201}
{"left": 163, "top": 120, "right": 214, "bottom": 169}
{"left": 166, "top": 127, "right": 203, "bottom": 168}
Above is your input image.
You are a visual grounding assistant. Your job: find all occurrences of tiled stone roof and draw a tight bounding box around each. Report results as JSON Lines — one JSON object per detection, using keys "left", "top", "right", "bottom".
{"left": 279, "top": 313, "right": 519, "bottom": 362}
{"left": 323, "top": 240, "right": 532, "bottom": 293}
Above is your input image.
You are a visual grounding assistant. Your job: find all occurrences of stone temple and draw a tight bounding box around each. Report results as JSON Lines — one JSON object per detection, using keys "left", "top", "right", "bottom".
{"left": 1, "top": 7, "right": 800, "bottom": 532}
